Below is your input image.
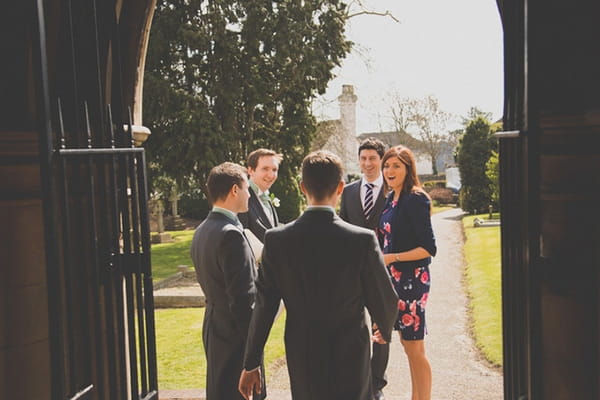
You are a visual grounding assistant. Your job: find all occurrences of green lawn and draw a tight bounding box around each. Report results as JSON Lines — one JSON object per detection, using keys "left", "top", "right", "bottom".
{"left": 432, "top": 205, "right": 456, "bottom": 214}
{"left": 151, "top": 230, "right": 195, "bottom": 282}
{"left": 462, "top": 214, "right": 503, "bottom": 367}
{"left": 152, "top": 229, "right": 287, "bottom": 390}
{"left": 155, "top": 307, "right": 287, "bottom": 389}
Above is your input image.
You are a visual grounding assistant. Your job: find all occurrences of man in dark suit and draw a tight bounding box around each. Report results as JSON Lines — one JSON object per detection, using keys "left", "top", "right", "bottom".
{"left": 339, "top": 137, "right": 389, "bottom": 400}
{"left": 238, "top": 148, "right": 283, "bottom": 242}
{"left": 190, "top": 162, "right": 265, "bottom": 400}
{"left": 238, "top": 151, "right": 398, "bottom": 400}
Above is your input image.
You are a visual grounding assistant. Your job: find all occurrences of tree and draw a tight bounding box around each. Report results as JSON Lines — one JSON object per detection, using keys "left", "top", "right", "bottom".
{"left": 461, "top": 106, "right": 493, "bottom": 126}
{"left": 143, "top": 0, "right": 352, "bottom": 221}
{"left": 389, "top": 93, "right": 413, "bottom": 133}
{"left": 456, "top": 116, "right": 495, "bottom": 214}
{"left": 486, "top": 151, "right": 499, "bottom": 211}
{"left": 389, "top": 94, "right": 453, "bottom": 174}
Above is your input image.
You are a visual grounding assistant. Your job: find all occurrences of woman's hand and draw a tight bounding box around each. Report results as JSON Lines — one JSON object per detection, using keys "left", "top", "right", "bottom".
{"left": 384, "top": 247, "right": 431, "bottom": 265}
{"left": 371, "top": 324, "right": 387, "bottom": 344}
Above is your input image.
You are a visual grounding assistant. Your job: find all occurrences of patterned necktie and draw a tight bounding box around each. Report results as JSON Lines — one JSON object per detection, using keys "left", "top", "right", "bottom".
{"left": 364, "top": 183, "right": 375, "bottom": 219}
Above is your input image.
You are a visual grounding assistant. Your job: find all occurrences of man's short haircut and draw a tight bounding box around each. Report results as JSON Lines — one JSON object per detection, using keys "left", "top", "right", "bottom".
{"left": 301, "top": 151, "right": 344, "bottom": 201}
{"left": 246, "top": 148, "right": 283, "bottom": 170}
{"left": 206, "top": 162, "right": 247, "bottom": 204}
{"left": 358, "top": 137, "right": 386, "bottom": 159}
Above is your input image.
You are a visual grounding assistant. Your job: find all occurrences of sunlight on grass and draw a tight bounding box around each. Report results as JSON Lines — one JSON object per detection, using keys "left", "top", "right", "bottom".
{"left": 432, "top": 205, "right": 456, "bottom": 214}
{"left": 151, "top": 230, "right": 195, "bottom": 282}
{"left": 462, "top": 214, "right": 503, "bottom": 367}
{"left": 155, "top": 307, "right": 287, "bottom": 389}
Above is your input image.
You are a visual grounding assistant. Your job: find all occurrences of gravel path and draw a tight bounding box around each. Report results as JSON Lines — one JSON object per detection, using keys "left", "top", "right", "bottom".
{"left": 266, "top": 207, "right": 503, "bottom": 399}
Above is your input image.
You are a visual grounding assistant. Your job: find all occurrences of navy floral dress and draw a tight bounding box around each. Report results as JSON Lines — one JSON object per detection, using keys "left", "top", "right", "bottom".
{"left": 377, "top": 193, "right": 434, "bottom": 341}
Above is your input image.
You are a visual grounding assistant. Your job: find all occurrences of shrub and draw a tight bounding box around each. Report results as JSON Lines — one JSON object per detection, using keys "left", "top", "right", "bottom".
{"left": 179, "top": 190, "right": 210, "bottom": 220}
{"left": 419, "top": 173, "right": 445, "bottom": 182}
{"left": 456, "top": 117, "right": 495, "bottom": 213}
{"left": 428, "top": 187, "right": 455, "bottom": 205}
{"left": 422, "top": 180, "right": 446, "bottom": 192}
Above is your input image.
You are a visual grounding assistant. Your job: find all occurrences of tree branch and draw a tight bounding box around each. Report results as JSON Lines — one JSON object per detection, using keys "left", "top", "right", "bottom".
{"left": 347, "top": 10, "right": 400, "bottom": 23}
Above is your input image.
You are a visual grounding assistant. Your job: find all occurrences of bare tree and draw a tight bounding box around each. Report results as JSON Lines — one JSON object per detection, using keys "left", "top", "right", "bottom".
{"left": 389, "top": 93, "right": 415, "bottom": 132}
{"left": 389, "top": 94, "right": 453, "bottom": 174}
{"left": 346, "top": 0, "right": 400, "bottom": 21}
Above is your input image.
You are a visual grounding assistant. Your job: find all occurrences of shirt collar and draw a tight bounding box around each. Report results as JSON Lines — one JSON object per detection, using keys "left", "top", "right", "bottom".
{"left": 212, "top": 206, "right": 240, "bottom": 225}
{"left": 363, "top": 174, "right": 384, "bottom": 188}
{"left": 305, "top": 205, "right": 336, "bottom": 214}
{"left": 249, "top": 179, "right": 269, "bottom": 196}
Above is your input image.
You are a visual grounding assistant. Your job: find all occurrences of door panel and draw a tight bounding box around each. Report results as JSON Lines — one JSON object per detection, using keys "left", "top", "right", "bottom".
{"left": 32, "top": 0, "right": 158, "bottom": 399}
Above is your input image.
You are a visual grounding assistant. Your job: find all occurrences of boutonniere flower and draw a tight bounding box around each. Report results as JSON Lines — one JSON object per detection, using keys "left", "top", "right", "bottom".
{"left": 269, "top": 193, "right": 281, "bottom": 208}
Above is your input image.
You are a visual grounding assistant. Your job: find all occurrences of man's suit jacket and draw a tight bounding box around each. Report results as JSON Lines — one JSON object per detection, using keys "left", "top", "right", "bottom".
{"left": 238, "top": 188, "right": 279, "bottom": 243}
{"left": 339, "top": 178, "right": 386, "bottom": 230}
{"left": 190, "top": 212, "right": 265, "bottom": 400}
{"left": 243, "top": 209, "right": 398, "bottom": 399}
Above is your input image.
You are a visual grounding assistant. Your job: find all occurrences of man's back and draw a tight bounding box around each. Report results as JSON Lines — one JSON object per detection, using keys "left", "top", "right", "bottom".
{"left": 265, "top": 210, "right": 378, "bottom": 325}
{"left": 191, "top": 212, "right": 260, "bottom": 400}
{"left": 245, "top": 209, "right": 398, "bottom": 399}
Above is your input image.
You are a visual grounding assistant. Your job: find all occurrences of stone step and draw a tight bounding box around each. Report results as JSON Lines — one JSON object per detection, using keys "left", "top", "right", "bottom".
{"left": 158, "top": 388, "right": 292, "bottom": 400}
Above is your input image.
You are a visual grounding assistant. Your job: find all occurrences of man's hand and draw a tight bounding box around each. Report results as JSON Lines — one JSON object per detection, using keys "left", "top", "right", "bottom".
{"left": 239, "top": 368, "right": 262, "bottom": 400}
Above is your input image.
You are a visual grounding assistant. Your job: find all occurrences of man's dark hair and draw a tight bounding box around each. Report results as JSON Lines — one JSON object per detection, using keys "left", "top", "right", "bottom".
{"left": 301, "top": 151, "right": 344, "bottom": 201}
{"left": 206, "top": 162, "right": 247, "bottom": 204}
{"left": 358, "top": 137, "right": 386, "bottom": 159}
{"left": 246, "top": 148, "right": 283, "bottom": 170}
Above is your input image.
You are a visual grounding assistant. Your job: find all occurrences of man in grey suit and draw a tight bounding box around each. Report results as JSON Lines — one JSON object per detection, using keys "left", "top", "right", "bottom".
{"left": 238, "top": 151, "right": 398, "bottom": 400}
{"left": 239, "top": 148, "right": 283, "bottom": 242}
{"left": 339, "top": 137, "right": 389, "bottom": 400}
{"left": 190, "top": 162, "right": 265, "bottom": 400}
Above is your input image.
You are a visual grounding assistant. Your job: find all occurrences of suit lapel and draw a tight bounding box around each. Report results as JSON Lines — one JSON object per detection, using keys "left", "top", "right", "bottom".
{"left": 268, "top": 201, "right": 278, "bottom": 226}
{"left": 240, "top": 229, "right": 258, "bottom": 267}
{"left": 250, "top": 190, "right": 273, "bottom": 229}
{"left": 351, "top": 181, "right": 368, "bottom": 226}
{"left": 367, "top": 187, "right": 386, "bottom": 223}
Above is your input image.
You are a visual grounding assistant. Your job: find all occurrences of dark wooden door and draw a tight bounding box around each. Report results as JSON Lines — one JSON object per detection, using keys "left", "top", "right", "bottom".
{"left": 31, "top": 0, "right": 159, "bottom": 399}
{"left": 497, "top": 1, "right": 600, "bottom": 399}
{"left": 496, "top": 1, "right": 536, "bottom": 399}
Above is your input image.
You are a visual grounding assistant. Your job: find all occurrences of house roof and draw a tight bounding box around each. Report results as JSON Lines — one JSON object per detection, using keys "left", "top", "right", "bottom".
{"left": 311, "top": 119, "right": 343, "bottom": 151}
{"left": 357, "top": 130, "right": 425, "bottom": 153}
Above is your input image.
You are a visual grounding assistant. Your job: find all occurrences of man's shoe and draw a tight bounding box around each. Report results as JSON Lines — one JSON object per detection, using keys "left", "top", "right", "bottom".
{"left": 373, "top": 390, "right": 385, "bottom": 400}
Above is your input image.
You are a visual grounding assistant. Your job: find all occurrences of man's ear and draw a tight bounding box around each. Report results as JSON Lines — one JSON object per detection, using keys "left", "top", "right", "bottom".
{"left": 299, "top": 181, "right": 307, "bottom": 196}
{"left": 336, "top": 181, "right": 344, "bottom": 195}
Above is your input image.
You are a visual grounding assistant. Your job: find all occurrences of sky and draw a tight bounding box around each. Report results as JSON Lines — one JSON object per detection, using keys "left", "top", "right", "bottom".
{"left": 313, "top": 0, "right": 504, "bottom": 134}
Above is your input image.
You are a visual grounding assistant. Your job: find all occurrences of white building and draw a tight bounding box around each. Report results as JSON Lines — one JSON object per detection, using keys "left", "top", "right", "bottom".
{"left": 313, "top": 85, "right": 455, "bottom": 179}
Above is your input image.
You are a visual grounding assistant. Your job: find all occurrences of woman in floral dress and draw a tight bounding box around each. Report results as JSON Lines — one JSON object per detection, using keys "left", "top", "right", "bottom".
{"left": 377, "top": 145, "right": 437, "bottom": 400}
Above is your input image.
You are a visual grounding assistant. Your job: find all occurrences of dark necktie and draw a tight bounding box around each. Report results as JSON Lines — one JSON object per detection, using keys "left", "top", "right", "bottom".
{"left": 364, "top": 183, "right": 375, "bottom": 219}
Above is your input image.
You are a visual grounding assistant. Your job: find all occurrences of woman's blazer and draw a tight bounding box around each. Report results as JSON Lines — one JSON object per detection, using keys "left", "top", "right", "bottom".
{"left": 381, "top": 190, "right": 437, "bottom": 266}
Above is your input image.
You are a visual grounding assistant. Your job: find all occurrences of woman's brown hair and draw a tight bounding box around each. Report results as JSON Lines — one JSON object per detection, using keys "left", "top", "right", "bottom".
{"left": 381, "top": 145, "right": 431, "bottom": 205}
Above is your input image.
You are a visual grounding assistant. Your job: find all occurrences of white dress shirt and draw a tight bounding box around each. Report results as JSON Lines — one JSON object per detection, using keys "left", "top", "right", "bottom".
{"left": 360, "top": 174, "right": 384, "bottom": 208}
